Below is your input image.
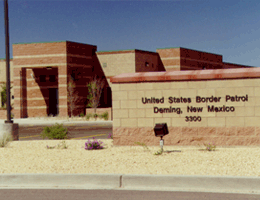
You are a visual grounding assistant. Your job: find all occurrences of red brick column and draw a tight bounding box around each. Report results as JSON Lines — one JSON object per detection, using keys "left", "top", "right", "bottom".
{"left": 13, "top": 67, "right": 27, "bottom": 118}
{"left": 58, "top": 65, "right": 68, "bottom": 117}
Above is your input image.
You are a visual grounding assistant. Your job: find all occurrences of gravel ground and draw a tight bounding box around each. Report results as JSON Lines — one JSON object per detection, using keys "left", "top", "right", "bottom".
{"left": 0, "top": 139, "right": 259, "bottom": 176}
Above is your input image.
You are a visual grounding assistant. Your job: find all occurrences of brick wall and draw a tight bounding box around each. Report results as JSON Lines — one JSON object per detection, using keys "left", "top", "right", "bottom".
{"left": 223, "top": 62, "right": 253, "bottom": 69}
{"left": 135, "top": 50, "right": 165, "bottom": 72}
{"left": 157, "top": 47, "right": 253, "bottom": 71}
{"left": 156, "top": 48, "right": 181, "bottom": 71}
{"left": 110, "top": 68, "right": 260, "bottom": 146}
{"left": 12, "top": 41, "right": 67, "bottom": 118}
{"left": 66, "top": 42, "right": 110, "bottom": 116}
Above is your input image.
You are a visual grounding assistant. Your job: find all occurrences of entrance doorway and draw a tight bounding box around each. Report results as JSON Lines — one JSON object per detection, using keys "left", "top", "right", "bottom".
{"left": 48, "top": 88, "right": 58, "bottom": 116}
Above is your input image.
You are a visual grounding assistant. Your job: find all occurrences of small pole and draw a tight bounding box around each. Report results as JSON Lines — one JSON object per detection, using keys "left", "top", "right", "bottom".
{"left": 160, "top": 136, "right": 164, "bottom": 152}
{"left": 4, "top": 0, "right": 13, "bottom": 123}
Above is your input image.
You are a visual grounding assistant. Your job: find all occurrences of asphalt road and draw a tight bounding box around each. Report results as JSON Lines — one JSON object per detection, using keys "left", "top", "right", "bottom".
{"left": 18, "top": 123, "right": 112, "bottom": 140}
{"left": 0, "top": 189, "right": 259, "bottom": 200}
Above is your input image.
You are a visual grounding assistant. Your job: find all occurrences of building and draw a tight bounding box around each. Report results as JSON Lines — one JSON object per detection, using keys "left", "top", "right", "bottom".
{"left": 0, "top": 41, "right": 255, "bottom": 119}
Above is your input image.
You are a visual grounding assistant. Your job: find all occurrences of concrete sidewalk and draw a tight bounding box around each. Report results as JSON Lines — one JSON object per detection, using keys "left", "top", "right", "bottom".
{"left": 0, "top": 174, "right": 259, "bottom": 194}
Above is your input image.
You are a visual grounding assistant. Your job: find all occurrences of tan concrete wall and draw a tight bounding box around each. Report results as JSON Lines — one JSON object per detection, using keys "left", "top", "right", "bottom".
{"left": 97, "top": 52, "right": 135, "bottom": 77}
{"left": 111, "top": 74, "right": 260, "bottom": 146}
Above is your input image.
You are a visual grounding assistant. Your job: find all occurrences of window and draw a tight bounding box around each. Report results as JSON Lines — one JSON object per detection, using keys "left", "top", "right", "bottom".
{"left": 40, "top": 75, "right": 46, "bottom": 82}
{"left": 49, "top": 75, "right": 56, "bottom": 82}
{"left": 102, "top": 63, "right": 107, "bottom": 68}
{"left": 71, "top": 73, "right": 75, "bottom": 81}
{"left": 145, "top": 62, "right": 149, "bottom": 67}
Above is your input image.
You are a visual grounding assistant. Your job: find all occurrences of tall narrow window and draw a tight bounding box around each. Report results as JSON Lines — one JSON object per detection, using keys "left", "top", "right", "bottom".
{"left": 102, "top": 63, "right": 107, "bottom": 68}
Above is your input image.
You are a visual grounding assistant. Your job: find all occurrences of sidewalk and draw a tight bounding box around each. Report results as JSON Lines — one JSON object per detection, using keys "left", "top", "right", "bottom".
{"left": 0, "top": 174, "right": 259, "bottom": 194}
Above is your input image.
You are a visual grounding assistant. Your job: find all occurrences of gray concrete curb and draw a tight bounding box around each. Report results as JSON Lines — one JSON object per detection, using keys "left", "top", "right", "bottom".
{"left": 0, "top": 174, "right": 259, "bottom": 194}
{"left": 0, "top": 174, "right": 121, "bottom": 189}
{"left": 122, "top": 174, "right": 260, "bottom": 194}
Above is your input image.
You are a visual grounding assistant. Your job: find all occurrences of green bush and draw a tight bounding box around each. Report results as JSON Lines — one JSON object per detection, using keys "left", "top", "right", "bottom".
{"left": 154, "top": 148, "right": 163, "bottom": 155}
{"left": 101, "top": 111, "right": 109, "bottom": 120}
{"left": 0, "top": 132, "right": 13, "bottom": 148}
{"left": 79, "top": 113, "right": 85, "bottom": 117}
{"left": 41, "top": 123, "right": 69, "bottom": 140}
{"left": 85, "top": 112, "right": 109, "bottom": 120}
{"left": 134, "top": 141, "right": 150, "bottom": 151}
{"left": 46, "top": 141, "right": 68, "bottom": 149}
{"left": 93, "top": 113, "right": 98, "bottom": 119}
{"left": 86, "top": 113, "right": 93, "bottom": 120}
{"left": 204, "top": 142, "right": 216, "bottom": 151}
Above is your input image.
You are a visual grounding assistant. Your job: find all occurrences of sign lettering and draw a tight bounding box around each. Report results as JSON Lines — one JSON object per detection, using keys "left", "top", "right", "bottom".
{"left": 142, "top": 95, "right": 248, "bottom": 122}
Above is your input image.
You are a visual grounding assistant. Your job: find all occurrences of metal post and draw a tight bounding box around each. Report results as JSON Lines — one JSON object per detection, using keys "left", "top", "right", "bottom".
{"left": 4, "top": 0, "right": 13, "bottom": 123}
{"left": 160, "top": 136, "right": 164, "bottom": 152}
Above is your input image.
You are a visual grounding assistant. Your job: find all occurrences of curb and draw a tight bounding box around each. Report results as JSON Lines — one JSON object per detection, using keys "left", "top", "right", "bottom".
{"left": 0, "top": 174, "right": 121, "bottom": 189}
{"left": 122, "top": 174, "right": 260, "bottom": 194}
{"left": 0, "top": 174, "right": 259, "bottom": 194}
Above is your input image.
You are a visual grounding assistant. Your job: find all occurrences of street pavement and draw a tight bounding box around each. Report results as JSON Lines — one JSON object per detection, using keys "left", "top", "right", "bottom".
{"left": 0, "top": 189, "right": 260, "bottom": 200}
{"left": 0, "top": 118, "right": 260, "bottom": 194}
{"left": 0, "top": 118, "right": 113, "bottom": 140}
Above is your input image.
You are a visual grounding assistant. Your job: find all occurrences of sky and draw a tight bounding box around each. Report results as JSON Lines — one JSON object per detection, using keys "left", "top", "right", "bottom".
{"left": 0, "top": 0, "right": 260, "bottom": 66}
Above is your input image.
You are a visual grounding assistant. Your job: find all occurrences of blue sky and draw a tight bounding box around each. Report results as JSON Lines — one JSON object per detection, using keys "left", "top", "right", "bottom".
{"left": 0, "top": 0, "right": 260, "bottom": 66}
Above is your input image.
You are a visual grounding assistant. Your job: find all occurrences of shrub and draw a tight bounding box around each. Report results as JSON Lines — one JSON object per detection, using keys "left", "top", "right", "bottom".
{"left": 41, "top": 123, "right": 69, "bottom": 140}
{"left": 93, "top": 113, "right": 98, "bottom": 119}
{"left": 107, "top": 133, "right": 113, "bottom": 139}
{"left": 79, "top": 113, "right": 84, "bottom": 117}
{"left": 85, "top": 113, "right": 93, "bottom": 120}
{"left": 84, "top": 137, "right": 104, "bottom": 150}
{"left": 0, "top": 132, "right": 13, "bottom": 148}
{"left": 134, "top": 141, "right": 150, "bottom": 151}
{"left": 46, "top": 141, "right": 68, "bottom": 149}
{"left": 101, "top": 111, "right": 109, "bottom": 120}
{"left": 204, "top": 142, "right": 216, "bottom": 151}
{"left": 154, "top": 148, "right": 163, "bottom": 155}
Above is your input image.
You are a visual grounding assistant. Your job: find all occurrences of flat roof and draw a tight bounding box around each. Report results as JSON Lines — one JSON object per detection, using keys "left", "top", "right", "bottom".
{"left": 97, "top": 49, "right": 158, "bottom": 55}
{"left": 13, "top": 40, "right": 96, "bottom": 47}
{"left": 156, "top": 47, "right": 222, "bottom": 56}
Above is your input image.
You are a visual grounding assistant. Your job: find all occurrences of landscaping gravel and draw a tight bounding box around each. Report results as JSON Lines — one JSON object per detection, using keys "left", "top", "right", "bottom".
{"left": 0, "top": 139, "right": 259, "bottom": 176}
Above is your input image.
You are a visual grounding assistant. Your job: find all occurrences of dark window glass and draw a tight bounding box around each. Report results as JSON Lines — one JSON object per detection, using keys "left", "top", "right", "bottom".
{"left": 49, "top": 75, "right": 56, "bottom": 82}
{"left": 40, "top": 75, "right": 46, "bottom": 82}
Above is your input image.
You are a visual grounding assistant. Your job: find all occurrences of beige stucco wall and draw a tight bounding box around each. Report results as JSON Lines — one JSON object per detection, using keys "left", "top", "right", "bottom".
{"left": 112, "top": 79, "right": 259, "bottom": 128}
{"left": 111, "top": 78, "right": 260, "bottom": 146}
{"left": 97, "top": 53, "right": 135, "bottom": 79}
